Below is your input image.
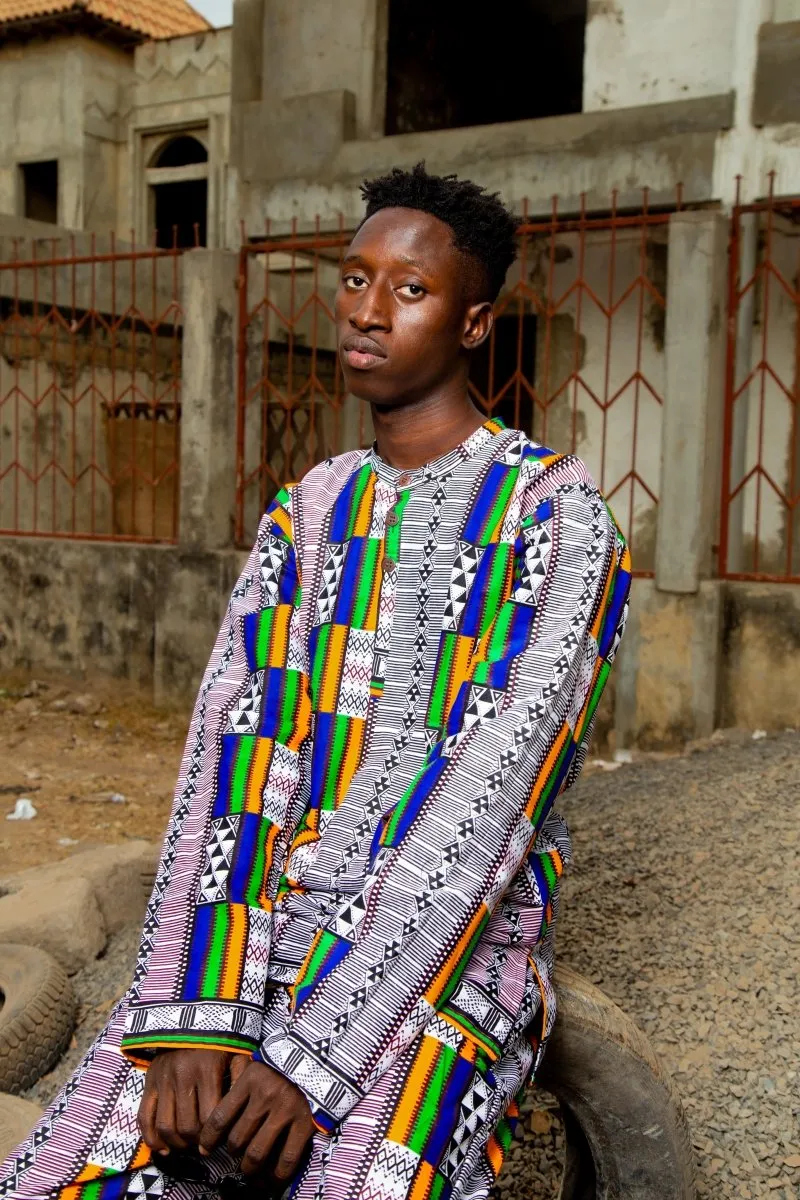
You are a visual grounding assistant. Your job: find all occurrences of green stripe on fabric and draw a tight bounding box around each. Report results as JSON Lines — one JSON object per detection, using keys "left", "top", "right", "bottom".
{"left": 441, "top": 1006, "right": 502, "bottom": 1058}
{"left": 351, "top": 539, "right": 380, "bottom": 628}
{"left": 408, "top": 1043, "right": 455, "bottom": 1154}
{"left": 385, "top": 489, "right": 411, "bottom": 558}
{"left": 346, "top": 466, "right": 373, "bottom": 539}
{"left": 576, "top": 659, "right": 611, "bottom": 744}
{"left": 479, "top": 468, "right": 518, "bottom": 545}
{"left": 427, "top": 634, "right": 456, "bottom": 728}
{"left": 276, "top": 670, "right": 300, "bottom": 744}
{"left": 82, "top": 1181, "right": 107, "bottom": 1200}
{"left": 255, "top": 606, "right": 275, "bottom": 670}
{"left": 245, "top": 818, "right": 270, "bottom": 907}
{"left": 230, "top": 737, "right": 256, "bottom": 814}
{"left": 200, "top": 906, "right": 230, "bottom": 997}
{"left": 322, "top": 715, "right": 351, "bottom": 809}
{"left": 301, "top": 930, "right": 337, "bottom": 987}
{"left": 540, "top": 852, "right": 558, "bottom": 893}
{"left": 310, "top": 623, "right": 331, "bottom": 704}
{"left": 123, "top": 1032, "right": 256, "bottom": 1052}
{"left": 495, "top": 1117, "right": 514, "bottom": 1152}
{"left": 479, "top": 545, "right": 512, "bottom": 639}
{"left": 429, "top": 1173, "right": 446, "bottom": 1200}
{"left": 437, "top": 909, "right": 490, "bottom": 1010}
{"left": 530, "top": 735, "right": 572, "bottom": 828}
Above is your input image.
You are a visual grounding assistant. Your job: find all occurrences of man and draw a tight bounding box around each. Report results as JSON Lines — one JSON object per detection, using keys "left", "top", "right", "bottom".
{"left": 0, "top": 163, "right": 630, "bottom": 1199}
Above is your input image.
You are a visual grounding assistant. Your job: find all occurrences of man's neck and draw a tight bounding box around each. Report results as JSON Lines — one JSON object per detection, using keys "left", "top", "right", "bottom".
{"left": 371, "top": 390, "right": 486, "bottom": 471}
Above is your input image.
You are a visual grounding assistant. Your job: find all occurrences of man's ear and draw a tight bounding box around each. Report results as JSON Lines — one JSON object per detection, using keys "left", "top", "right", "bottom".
{"left": 462, "top": 301, "right": 494, "bottom": 350}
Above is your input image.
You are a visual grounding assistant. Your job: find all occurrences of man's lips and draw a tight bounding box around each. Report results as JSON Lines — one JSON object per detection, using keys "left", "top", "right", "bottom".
{"left": 341, "top": 334, "right": 387, "bottom": 370}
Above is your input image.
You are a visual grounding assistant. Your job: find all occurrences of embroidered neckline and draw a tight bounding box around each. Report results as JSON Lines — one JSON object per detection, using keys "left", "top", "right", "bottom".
{"left": 366, "top": 416, "right": 507, "bottom": 487}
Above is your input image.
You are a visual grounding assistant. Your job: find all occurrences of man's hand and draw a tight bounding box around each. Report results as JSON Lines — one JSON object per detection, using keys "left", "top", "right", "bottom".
{"left": 199, "top": 1060, "right": 314, "bottom": 1180}
{"left": 138, "top": 1048, "right": 234, "bottom": 1155}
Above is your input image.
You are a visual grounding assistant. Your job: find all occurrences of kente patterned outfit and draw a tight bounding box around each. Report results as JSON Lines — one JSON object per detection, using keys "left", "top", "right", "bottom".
{"left": 0, "top": 418, "right": 631, "bottom": 1200}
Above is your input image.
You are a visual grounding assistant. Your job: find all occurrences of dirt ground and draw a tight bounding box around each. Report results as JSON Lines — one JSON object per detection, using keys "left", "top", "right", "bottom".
{"left": 0, "top": 672, "right": 186, "bottom": 873}
{"left": 4, "top": 671, "right": 800, "bottom": 1198}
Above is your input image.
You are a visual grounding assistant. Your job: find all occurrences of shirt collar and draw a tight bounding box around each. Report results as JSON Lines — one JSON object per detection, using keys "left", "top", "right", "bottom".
{"left": 366, "top": 416, "right": 507, "bottom": 488}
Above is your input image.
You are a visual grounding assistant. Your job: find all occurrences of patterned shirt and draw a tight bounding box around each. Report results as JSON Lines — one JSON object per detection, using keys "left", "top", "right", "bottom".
{"left": 120, "top": 418, "right": 630, "bottom": 1133}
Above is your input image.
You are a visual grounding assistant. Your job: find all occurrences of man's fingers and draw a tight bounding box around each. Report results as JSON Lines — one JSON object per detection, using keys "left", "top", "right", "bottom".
{"left": 273, "top": 1116, "right": 312, "bottom": 1182}
{"left": 240, "top": 1114, "right": 287, "bottom": 1178}
{"left": 155, "top": 1084, "right": 187, "bottom": 1152}
{"left": 225, "top": 1101, "right": 268, "bottom": 1159}
{"left": 229, "top": 1054, "right": 249, "bottom": 1083}
{"left": 137, "top": 1083, "right": 165, "bottom": 1152}
{"left": 174, "top": 1083, "right": 200, "bottom": 1146}
{"left": 199, "top": 1082, "right": 250, "bottom": 1153}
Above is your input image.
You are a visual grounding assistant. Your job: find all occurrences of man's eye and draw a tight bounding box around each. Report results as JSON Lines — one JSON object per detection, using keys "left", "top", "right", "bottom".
{"left": 344, "top": 274, "right": 368, "bottom": 289}
{"left": 398, "top": 283, "right": 425, "bottom": 298}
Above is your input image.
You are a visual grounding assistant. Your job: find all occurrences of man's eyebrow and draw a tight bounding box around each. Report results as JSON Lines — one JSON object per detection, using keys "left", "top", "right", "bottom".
{"left": 340, "top": 252, "right": 432, "bottom": 272}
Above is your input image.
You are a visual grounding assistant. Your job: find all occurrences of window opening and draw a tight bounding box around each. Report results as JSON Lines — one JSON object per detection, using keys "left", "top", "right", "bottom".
{"left": 21, "top": 160, "right": 58, "bottom": 224}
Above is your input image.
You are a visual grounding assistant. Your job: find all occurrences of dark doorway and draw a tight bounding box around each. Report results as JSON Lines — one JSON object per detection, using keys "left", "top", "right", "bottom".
{"left": 21, "top": 160, "right": 58, "bottom": 223}
{"left": 153, "top": 179, "right": 208, "bottom": 249}
{"left": 470, "top": 313, "right": 538, "bottom": 435}
{"left": 151, "top": 135, "right": 208, "bottom": 249}
{"left": 385, "top": 0, "right": 587, "bottom": 135}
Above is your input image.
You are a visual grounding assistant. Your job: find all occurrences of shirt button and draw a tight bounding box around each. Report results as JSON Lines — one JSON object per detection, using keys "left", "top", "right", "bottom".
{"left": 382, "top": 556, "right": 396, "bottom": 574}
{"left": 385, "top": 510, "right": 399, "bottom": 527}
{"left": 397, "top": 473, "right": 413, "bottom": 488}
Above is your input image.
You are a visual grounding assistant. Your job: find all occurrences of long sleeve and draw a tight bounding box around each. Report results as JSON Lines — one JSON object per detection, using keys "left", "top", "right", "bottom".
{"left": 121, "top": 487, "right": 310, "bottom": 1064}
{"left": 261, "top": 474, "right": 631, "bottom": 1129}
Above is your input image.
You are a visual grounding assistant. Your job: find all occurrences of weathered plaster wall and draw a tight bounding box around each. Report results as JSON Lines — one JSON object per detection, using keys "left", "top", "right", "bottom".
{"left": 720, "top": 583, "right": 800, "bottom": 730}
{"left": 583, "top": 0, "right": 738, "bottom": 112}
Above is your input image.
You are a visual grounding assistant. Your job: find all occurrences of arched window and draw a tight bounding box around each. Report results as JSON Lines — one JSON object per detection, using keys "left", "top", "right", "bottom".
{"left": 147, "top": 131, "right": 209, "bottom": 249}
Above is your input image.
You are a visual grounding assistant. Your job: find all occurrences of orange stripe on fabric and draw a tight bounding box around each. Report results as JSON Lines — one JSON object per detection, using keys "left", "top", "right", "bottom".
{"left": 286, "top": 683, "right": 312, "bottom": 752}
{"left": 270, "top": 506, "right": 293, "bottom": 540}
{"left": 336, "top": 718, "right": 366, "bottom": 805}
{"left": 571, "top": 657, "right": 603, "bottom": 744}
{"left": 409, "top": 1160, "right": 436, "bottom": 1200}
{"left": 529, "top": 954, "right": 548, "bottom": 1041}
{"left": 524, "top": 723, "right": 570, "bottom": 821}
{"left": 388, "top": 1036, "right": 440, "bottom": 1144}
{"left": 425, "top": 904, "right": 488, "bottom": 1007}
{"left": 352, "top": 473, "right": 376, "bottom": 537}
{"left": 486, "top": 1134, "right": 504, "bottom": 1176}
{"left": 446, "top": 634, "right": 475, "bottom": 718}
{"left": 246, "top": 737, "right": 273, "bottom": 813}
{"left": 590, "top": 549, "right": 617, "bottom": 642}
{"left": 220, "top": 904, "right": 247, "bottom": 998}
{"left": 319, "top": 624, "right": 348, "bottom": 712}
{"left": 269, "top": 604, "right": 292, "bottom": 667}
{"left": 130, "top": 1141, "right": 152, "bottom": 1170}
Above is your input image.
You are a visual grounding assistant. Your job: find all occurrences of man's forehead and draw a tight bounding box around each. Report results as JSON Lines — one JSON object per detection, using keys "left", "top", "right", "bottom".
{"left": 347, "top": 207, "right": 458, "bottom": 269}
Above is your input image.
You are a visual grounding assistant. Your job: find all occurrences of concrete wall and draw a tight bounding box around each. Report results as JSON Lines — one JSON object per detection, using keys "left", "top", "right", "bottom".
{"left": 583, "top": 0, "right": 738, "bottom": 112}
{"left": 125, "top": 29, "right": 232, "bottom": 247}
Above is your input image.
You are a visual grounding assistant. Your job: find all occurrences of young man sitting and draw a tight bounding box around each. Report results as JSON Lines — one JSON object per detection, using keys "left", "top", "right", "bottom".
{"left": 0, "top": 163, "right": 630, "bottom": 1200}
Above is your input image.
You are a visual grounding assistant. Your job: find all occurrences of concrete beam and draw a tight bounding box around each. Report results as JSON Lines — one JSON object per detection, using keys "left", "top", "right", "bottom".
{"left": 179, "top": 248, "right": 239, "bottom": 550}
{"left": 656, "top": 211, "right": 728, "bottom": 594}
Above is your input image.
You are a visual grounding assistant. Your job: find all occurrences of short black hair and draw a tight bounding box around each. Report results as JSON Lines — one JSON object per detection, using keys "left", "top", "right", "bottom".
{"left": 359, "top": 162, "right": 519, "bottom": 302}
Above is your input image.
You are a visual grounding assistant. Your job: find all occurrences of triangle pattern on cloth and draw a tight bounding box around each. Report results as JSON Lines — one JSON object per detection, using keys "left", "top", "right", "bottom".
{"left": 443, "top": 541, "right": 484, "bottom": 631}
{"left": 316, "top": 541, "right": 347, "bottom": 626}
{"left": 226, "top": 670, "right": 264, "bottom": 735}
{"left": 463, "top": 684, "right": 504, "bottom": 730}
{"left": 198, "top": 815, "right": 240, "bottom": 904}
{"left": 259, "top": 535, "right": 290, "bottom": 604}
{"left": 514, "top": 523, "right": 553, "bottom": 606}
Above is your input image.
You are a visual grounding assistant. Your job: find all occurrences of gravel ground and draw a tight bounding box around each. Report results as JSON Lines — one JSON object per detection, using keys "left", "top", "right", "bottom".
{"left": 24, "top": 732, "right": 800, "bottom": 1198}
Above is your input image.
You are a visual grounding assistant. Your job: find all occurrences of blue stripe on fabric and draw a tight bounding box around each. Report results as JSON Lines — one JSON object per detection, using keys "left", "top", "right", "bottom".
{"left": 242, "top": 611, "right": 258, "bottom": 672}
{"left": 183, "top": 904, "right": 214, "bottom": 999}
{"left": 598, "top": 567, "right": 631, "bottom": 659}
{"left": 384, "top": 756, "right": 448, "bottom": 848}
{"left": 462, "top": 462, "right": 506, "bottom": 542}
{"left": 485, "top": 603, "right": 535, "bottom": 689}
{"left": 329, "top": 469, "right": 363, "bottom": 542}
{"left": 259, "top": 666, "right": 285, "bottom": 738}
{"left": 309, "top": 712, "right": 334, "bottom": 808}
{"left": 458, "top": 543, "right": 499, "bottom": 638}
{"left": 334, "top": 536, "right": 366, "bottom": 625}
{"left": 278, "top": 547, "right": 300, "bottom": 605}
{"left": 228, "top": 811, "right": 260, "bottom": 902}
{"left": 213, "top": 734, "right": 239, "bottom": 818}
{"left": 294, "top": 936, "right": 352, "bottom": 1008}
{"left": 422, "top": 1051, "right": 475, "bottom": 1165}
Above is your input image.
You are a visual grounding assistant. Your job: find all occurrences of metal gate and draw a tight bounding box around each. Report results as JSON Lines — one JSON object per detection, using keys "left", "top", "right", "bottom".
{"left": 236, "top": 192, "right": 676, "bottom": 573}
{"left": 720, "top": 179, "right": 800, "bottom": 582}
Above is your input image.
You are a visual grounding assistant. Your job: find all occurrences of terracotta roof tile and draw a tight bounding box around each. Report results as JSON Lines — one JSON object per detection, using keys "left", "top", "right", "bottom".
{"left": 0, "top": 0, "right": 211, "bottom": 40}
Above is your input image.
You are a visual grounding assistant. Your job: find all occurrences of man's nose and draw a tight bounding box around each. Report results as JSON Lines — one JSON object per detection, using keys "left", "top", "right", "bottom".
{"left": 349, "top": 282, "right": 391, "bottom": 332}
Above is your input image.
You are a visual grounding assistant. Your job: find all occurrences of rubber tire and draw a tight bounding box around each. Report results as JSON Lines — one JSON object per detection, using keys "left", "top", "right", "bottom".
{"left": 0, "top": 945, "right": 76, "bottom": 1094}
{"left": 537, "top": 965, "right": 696, "bottom": 1200}
{"left": 0, "top": 1093, "right": 42, "bottom": 1161}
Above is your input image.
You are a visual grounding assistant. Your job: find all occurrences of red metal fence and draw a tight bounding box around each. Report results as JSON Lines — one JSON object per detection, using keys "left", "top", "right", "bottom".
{"left": 236, "top": 193, "right": 675, "bottom": 572}
{"left": 0, "top": 236, "right": 183, "bottom": 543}
{"left": 720, "top": 180, "right": 800, "bottom": 582}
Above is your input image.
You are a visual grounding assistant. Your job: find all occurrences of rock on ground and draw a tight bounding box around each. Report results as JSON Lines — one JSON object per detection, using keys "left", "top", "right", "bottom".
{"left": 24, "top": 734, "right": 800, "bottom": 1199}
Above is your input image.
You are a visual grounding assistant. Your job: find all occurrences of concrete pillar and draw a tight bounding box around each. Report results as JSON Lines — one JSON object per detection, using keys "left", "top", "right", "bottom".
{"left": 179, "top": 248, "right": 239, "bottom": 550}
{"left": 655, "top": 211, "right": 728, "bottom": 594}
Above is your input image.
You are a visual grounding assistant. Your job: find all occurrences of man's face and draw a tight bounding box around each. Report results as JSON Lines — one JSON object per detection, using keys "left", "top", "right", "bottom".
{"left": 335, "top": 207, "right": 491, "bottom": 408}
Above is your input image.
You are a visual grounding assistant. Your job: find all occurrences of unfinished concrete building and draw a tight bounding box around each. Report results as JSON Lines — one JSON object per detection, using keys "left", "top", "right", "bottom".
{"left": 1, "top": 0, "right": 799, "bottom": 749}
